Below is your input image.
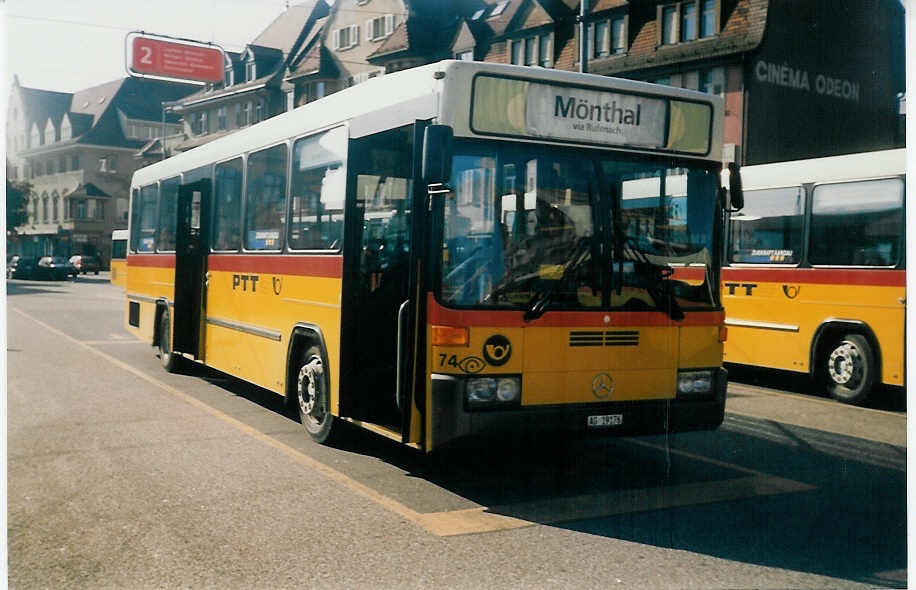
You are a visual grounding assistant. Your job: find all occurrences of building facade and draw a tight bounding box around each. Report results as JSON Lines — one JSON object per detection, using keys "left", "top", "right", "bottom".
{"left": 6, "top": 76, "right": 195, "bottom": 264}
{"left": 171, "top": 0, "right": 329, "bottom": 152}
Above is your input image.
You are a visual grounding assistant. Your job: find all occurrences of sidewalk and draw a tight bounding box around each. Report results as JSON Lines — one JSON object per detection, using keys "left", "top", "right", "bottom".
{"left": 725, "top": 382, "right": 906, "bottom": 449}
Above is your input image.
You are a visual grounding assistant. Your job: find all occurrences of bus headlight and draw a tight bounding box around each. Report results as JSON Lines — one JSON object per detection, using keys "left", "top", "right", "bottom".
{"left": 466, "top": 376, "right": 521, "bottom": 408}
{"left": 677, "top": 370, "right": 713, "bottom": 396}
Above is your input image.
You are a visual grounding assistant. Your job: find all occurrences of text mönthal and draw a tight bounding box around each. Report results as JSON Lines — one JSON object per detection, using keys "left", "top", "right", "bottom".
{"left": 554, "top": 96, "right": 642, "bottom": 125}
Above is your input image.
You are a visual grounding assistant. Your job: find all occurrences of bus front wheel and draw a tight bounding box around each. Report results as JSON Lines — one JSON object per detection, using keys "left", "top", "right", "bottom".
{"left": 821, "top": 333, "right": 875, "bottom": 406}
{"left": 296, "top": 346, "right": 337, "bottom": 444}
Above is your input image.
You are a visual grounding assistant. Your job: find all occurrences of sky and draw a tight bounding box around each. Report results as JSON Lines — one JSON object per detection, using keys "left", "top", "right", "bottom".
{"left": 2, "top": 0, "right": 300, "bottom": 94}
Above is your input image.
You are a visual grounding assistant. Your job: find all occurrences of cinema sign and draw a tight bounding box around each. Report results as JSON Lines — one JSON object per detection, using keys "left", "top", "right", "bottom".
{"left": 754, "top": 60, "right": 861, "bottom": 102}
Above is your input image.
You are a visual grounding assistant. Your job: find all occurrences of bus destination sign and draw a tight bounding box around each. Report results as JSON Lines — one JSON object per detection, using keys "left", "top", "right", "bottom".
{"left": 471, "top": 75, "right": 711, "bottom": 155}
{"left": 127, "top": 34, "right": 224, "bottom": 85}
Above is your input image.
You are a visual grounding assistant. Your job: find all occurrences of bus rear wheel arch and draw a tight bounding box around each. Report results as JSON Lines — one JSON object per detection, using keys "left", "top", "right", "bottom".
{"left": 814, "top": 326, "right": 878, "bottom": 406}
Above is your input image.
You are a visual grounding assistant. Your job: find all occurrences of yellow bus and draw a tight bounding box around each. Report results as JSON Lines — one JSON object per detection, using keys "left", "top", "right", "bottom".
{"left": 723, "top": 149, "right": 905, "bottom": 405}
{"left": 125, "top": 60, "right": 734, "bottom": 451}
{"left": 110, "top": 229, "right": 128, "bottom": 288}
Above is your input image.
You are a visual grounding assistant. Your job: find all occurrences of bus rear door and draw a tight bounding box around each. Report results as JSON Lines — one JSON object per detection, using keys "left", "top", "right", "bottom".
{"left": 173, "top": 179, "right": 211, "bottom": 358}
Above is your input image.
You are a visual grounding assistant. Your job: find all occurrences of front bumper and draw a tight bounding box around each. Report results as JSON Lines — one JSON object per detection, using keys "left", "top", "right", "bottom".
{"left": 429, "top": 368, "right": 727, "bottom": 450}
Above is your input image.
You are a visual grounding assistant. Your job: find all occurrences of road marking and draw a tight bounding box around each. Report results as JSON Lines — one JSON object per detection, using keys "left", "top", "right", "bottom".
{"left": 79, "top": 340, "right": 148, "bottom": 345}
{"left": 10, "top": 305, "right": 818, "bottom": 538}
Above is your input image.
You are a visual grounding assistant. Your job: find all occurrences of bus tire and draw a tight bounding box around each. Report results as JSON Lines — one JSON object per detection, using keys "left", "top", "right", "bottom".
{"left": 821, "top": 333, "right": 875, "bottom": 406}
{"left": 157, "top": 309, "right": 180, "bottom": 373}
{"left": 296, "top": 346, "right": 337, "bottom": 444}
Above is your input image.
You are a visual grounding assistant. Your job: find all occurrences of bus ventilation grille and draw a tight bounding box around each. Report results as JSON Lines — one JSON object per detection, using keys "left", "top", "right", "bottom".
{"left": 569, "top": 330, "right": 639, "bottom": 347}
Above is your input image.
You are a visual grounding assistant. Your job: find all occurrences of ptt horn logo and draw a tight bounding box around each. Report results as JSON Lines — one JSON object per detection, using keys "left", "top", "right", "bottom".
{"left": 782, "top": 284, "right": 800, "bottom": 299}
{"left": 482, "top": 334, "right": 512, "bottom": 366}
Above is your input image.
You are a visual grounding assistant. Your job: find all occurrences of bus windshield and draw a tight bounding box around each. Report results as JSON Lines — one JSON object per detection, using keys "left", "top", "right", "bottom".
{"left": 438, "top": 140, "right": 719, "bottom": 316}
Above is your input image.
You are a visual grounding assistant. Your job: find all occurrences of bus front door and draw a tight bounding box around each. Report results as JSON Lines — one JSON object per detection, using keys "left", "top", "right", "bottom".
{"left": 340, "top": 123, "right": 428, "bottom": 442}
{"left": 173, "top": 180, "right": 211, "bottom": 358}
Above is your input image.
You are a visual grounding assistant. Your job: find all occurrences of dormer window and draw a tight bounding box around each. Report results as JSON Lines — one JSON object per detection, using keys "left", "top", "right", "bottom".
{"left": 366, "top": 15, "right": 394, "bottom": 41}
{"left": 490, "top": 1, "right": 508, "bottom": 17}
{"left": 225, "top": 62, "right": 234, "bottom": 87}
{"left": 591, "top": 14, "right": 627, "bottom": 58}
{"left": 659, "top": 1, "right": 718, "bottom": 46}
{"left": 246, "top": 60, "right": 256, "bottom": 81}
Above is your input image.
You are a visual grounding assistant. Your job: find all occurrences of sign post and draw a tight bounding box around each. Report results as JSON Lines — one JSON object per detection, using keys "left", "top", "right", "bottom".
{"left": 126, "top": 33, "right": 225, "bottom": 85}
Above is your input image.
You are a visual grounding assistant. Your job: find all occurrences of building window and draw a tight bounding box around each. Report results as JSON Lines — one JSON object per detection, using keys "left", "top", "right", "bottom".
{"left": 47, "top": 160, "right": 55, "bottom": 175}
{"left": 524, "top": 37, "right": 536, "bottom": 65}
{"left": 52, "top": 195, "right": 59, "bottom": 222}
{"left": 681, "top": 2, "right": 697, "bottom": 41}
{"left": 200, "top": 111, "right": 209, "bottom": 134}
{"left": 456, "top": 49, "right": 474, "bottom": 61}
{"left": 611, "top": 16, "right": 626, "bottom": 54}
{"left": 699, "top": 67, "right": 725, "bottom": 96}
{"left": 255, "top": 99, "right": 264, "bottom": 123}
{"left": 538, "top": 34, "right": 551, "bottom": 67}
{"left": 700, "top": 0, "right": 717, "bottom": 37}
{"left": 661, "top": 5, "right": 678, "bottom": 44}
{"left": 225, "top": 65, "right": 234, "bottom": 87}
{"left": 42, "top": 197, "right": 49, "bottom": 222}
{"left": 246, "top": 60, "right": 256, "bottom": 81}
{"left": 241, "top": 102, "right": 251, "bottom": 127}
{"left": 593, "top": 21, "right": 609, "bottom": 58}
{"left": 31, "top": 198, "right": 38, "bottom": 223}
{"left": 217, "top": 106, "right": 227, "bottom": 131}
{"left": 72, "top": 155, "right": 79, "bottom": 170}
{"left": 333, "top": 25, "right": 360, "bottom": 50}
{"left": 490, "top": 0, "right": 508, "bottom": 17}
{"left": 510, "top": 40, "right": 522, "bottom": 65}
{"left": 366, "top": 15, "right": 394, "bottom": 41}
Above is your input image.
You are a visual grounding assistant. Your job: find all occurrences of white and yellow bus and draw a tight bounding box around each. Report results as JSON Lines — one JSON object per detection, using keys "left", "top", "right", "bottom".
{"left": 126, "top": 60, "right": 734, "bottom": 451}
{"left": 110, "top": 229, "right": 128, "bottom": 288}
{"left": 723, "top": 149, "right": 905, "bottom": 405}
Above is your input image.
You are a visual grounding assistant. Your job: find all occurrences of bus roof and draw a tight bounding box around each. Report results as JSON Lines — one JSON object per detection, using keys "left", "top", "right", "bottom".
{"left": 133, "top": 60, "right": 724, "bottom": 187}
{"left": 738, "top": 148, "right": 906, "bottom": 190}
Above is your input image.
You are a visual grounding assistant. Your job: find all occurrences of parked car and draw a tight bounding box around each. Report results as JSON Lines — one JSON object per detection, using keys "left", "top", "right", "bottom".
{"left": 36, "top": 256, "right": 72, "bottom": 281}
{"left": 7, "top": 256, "right": 39, "bottom": 280}
{"left": 69, "top": 255, "right": 100, "bottom": 275}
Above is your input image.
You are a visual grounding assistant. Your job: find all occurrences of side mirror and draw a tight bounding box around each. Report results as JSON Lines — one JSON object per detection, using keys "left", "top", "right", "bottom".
{"left": 727, "top": 162, "right": 744, "bottom": 211}
{"left": 422, "top": 125, "right": 453, "bottom": 185}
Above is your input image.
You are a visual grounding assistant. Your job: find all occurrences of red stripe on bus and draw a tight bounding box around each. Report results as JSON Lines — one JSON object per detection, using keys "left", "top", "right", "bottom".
{"left": 206, "top": 254, "right": 343, "bottom": 278}
{"left": 722, "top": 267, "right": 905, "bottom": 287}
{"left": 427, "top": 294, "right": 724, "bottom": 328}
{"left": 127, "top": 254, "right": 176, "bottom": 268}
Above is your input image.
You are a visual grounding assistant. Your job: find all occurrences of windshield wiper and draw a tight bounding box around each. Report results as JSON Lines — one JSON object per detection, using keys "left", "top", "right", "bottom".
{"left": 523, "top": 236, "right": 592, "bottom": 322}
{"left": 622, "top": 238, "right": 684, "bottom": 321}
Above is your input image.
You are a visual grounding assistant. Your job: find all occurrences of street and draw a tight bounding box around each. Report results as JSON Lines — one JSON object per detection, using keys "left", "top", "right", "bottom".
{"left": 7, "top": 277, "right": 907, "bottom": 589}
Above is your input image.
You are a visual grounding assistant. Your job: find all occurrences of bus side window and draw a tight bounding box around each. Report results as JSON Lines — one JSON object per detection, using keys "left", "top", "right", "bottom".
{"left": 136, "top": 183, "right": 159, "bottom": 252}
{"left": 245, "top": 144, "right": 287, "bottom": 251}
{"left": 289, "top": 127, "right": 347, "bottom": 251}
{"left": 810, "top": 178, "right": 904, "bottom": 267}
{"left": 213, "top": 158, "right": 243, "bottom": 251}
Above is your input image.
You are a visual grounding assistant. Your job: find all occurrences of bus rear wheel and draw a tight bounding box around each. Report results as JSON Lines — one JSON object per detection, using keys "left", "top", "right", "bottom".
{"left": 296, "top": 346, "right": 337, "bottom": 444}
{"left": 157, "top": 310, "right": 180, "bottom": 373}
{"left": 821, "top": 333, "right": 875, "bottom": 406}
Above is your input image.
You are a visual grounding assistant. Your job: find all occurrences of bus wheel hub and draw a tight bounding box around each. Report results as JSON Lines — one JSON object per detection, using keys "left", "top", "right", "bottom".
{"left": 297, "top": 359, "right": 322, "bottom": 416}
{"left": 828, "top": 342, "right": 862, "bottom": 386}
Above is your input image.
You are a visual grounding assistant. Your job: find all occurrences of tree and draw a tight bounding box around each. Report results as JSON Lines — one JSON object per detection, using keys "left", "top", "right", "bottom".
{"left": 7, "top": 178, "right": 32, "bottom": 231}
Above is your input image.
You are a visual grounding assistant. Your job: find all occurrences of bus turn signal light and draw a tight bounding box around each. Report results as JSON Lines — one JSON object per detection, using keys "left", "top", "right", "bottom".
{"left": 719, "top": 325, "right": 728, "bottom": 343}
{"left": 432, "top": 325, "right": 469, "bottom": 346}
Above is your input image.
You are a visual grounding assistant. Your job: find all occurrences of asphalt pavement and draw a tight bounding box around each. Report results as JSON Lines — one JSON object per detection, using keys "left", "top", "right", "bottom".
{"left": 6, "top": 276, "right": 908, "bottom": 589}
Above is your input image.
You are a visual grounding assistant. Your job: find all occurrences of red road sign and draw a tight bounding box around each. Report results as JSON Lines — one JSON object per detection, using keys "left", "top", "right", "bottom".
{"left": 128, "top": 35, "right": 224, "bottom": 84}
